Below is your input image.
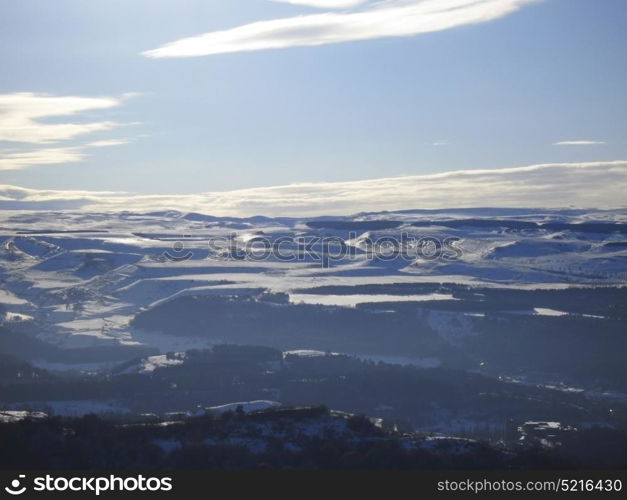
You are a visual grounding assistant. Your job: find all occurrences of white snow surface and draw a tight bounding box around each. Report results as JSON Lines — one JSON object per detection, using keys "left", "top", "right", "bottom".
{"left": 205, "top": 400, "right": 282, "bottom": 414}
{"left": 0, "top": 209, "right": 625, "bottom": 353}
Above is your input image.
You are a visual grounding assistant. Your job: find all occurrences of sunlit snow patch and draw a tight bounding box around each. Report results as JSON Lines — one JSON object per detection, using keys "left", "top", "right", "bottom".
{"left": 205, "top": 401, "right": 281, "bottom": 414}
{"left": 140, "top": 353, "right": 186, "bottom": 373}
{"left": 533, "top": 307, "right": 569, "bottom": 317}
{"left": 289, "top": 293, "right": 455, "bottom": 307}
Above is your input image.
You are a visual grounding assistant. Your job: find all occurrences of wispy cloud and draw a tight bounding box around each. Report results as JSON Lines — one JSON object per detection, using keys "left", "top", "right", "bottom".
{"left": 0, "top": 147, "right": 85, "bottom": 171}
{"left": 0, "top": 139, "right": 132, "bottom": 171}
{"left": 85, "top": 139, "right": 131, "bottom": 148}
{"left": 553, "top": 140, "right": 606, "bottom": 146}
{"left": 143, "top": 0, "right": 541, "bottom": 58}
{"left": 271, "top": 0, "right": 368, "bottom": 8}
{"left": 0, "top": 92, "right": 137, "bottom": 170}
{"left": 1, "top": 161, "right": 625, "bottom": 215}
{"left": 0, "top": 93, "right": 132, "bottom": 144}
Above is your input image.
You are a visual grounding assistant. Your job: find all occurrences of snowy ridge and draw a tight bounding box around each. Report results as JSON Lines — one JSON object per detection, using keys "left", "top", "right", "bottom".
{"left": 0, "top": 208, "right": 625, "bottom": 355}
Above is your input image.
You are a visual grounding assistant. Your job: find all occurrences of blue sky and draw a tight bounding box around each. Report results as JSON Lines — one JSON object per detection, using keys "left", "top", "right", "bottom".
{"left": 0, "top": 0, "right": 626, "bottom": 210}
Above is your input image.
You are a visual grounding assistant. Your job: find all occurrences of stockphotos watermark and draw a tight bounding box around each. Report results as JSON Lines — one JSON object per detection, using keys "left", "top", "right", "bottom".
{"left": 3, "top": 474, "right": 172, "bottom": 496}
{"left": 163, "top": 232, "right": 463, "bottom": 266}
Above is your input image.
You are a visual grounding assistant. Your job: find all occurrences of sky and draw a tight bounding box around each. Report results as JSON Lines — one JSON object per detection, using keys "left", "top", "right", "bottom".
{"left": 0, "top": 0, "right": 626, "bottom": 214}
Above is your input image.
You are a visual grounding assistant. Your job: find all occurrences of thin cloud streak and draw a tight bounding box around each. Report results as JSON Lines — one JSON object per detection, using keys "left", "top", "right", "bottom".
{"left": 143, "top": 0, "right": 541, "bottom": 58}
{"left": 86, "top": 139, "right": 131, "bottom": 148}
{"left": 553, "top": 140, "right": 607, "bottom": 146}
{"left": 0, "top": 147, "right": 85, "bottom": 171}
{"left": 1, "top": 161, "right": 625, "bottom": 215}
{"left": 0, "top": 139, "right": 133, "bottom": 170}
{"left": 271, "top": 0, "right": 368, "bottom": 8}
{"left": 0, "top": 93, "right": 128, "bottom": 144}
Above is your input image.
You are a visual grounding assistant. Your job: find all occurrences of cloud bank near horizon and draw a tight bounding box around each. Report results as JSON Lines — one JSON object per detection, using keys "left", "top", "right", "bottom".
{"left": 553, "top": 140, "right": 607, "bottom": 146}
{"left": 143, "top": 0, "right": 540, "bottom": 58}
{"left": 0, "top": 161, "right": 625, "bottom": 216}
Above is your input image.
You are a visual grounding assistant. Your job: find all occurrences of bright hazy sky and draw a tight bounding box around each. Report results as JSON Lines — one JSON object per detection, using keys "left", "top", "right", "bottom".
{"left": 0, "top": 0, "right": 626, "bottom": 213}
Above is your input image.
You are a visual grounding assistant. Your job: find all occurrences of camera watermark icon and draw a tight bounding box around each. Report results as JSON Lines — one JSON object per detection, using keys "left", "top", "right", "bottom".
{"left": 4, "top": 475, "right": 27, "bottom": 496}
{"left": 3, "top": 474, "right": 172, "bottom": 496}
{"left": 162, "top": 234, "right": 194, "bottom": 262}
{"left": 162, "top": 232, "right": 463, "bottom": 267}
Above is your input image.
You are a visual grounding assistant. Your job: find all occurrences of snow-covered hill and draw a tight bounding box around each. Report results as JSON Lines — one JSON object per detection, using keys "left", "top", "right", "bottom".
{"left": 1, "top": 208, "right": 625, "bottom": 355}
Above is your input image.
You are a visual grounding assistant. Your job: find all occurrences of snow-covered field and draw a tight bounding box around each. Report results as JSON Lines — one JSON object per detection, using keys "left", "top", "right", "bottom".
{"left": 289, "top": 292, "right": 456, "bottom": 307}
{"left": 204, "top": 400, "right": 282, "bottom": 415}
{"left": 1, "top": 208, "right": 625, "bottom": 357}
{"left": 5, "top": 400, "right": 130, "bottom": 417}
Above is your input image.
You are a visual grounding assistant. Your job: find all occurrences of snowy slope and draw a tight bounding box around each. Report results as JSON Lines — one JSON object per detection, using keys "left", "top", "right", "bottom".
{"left": 0, "top": 208, "right": 625, "bottom": 354}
